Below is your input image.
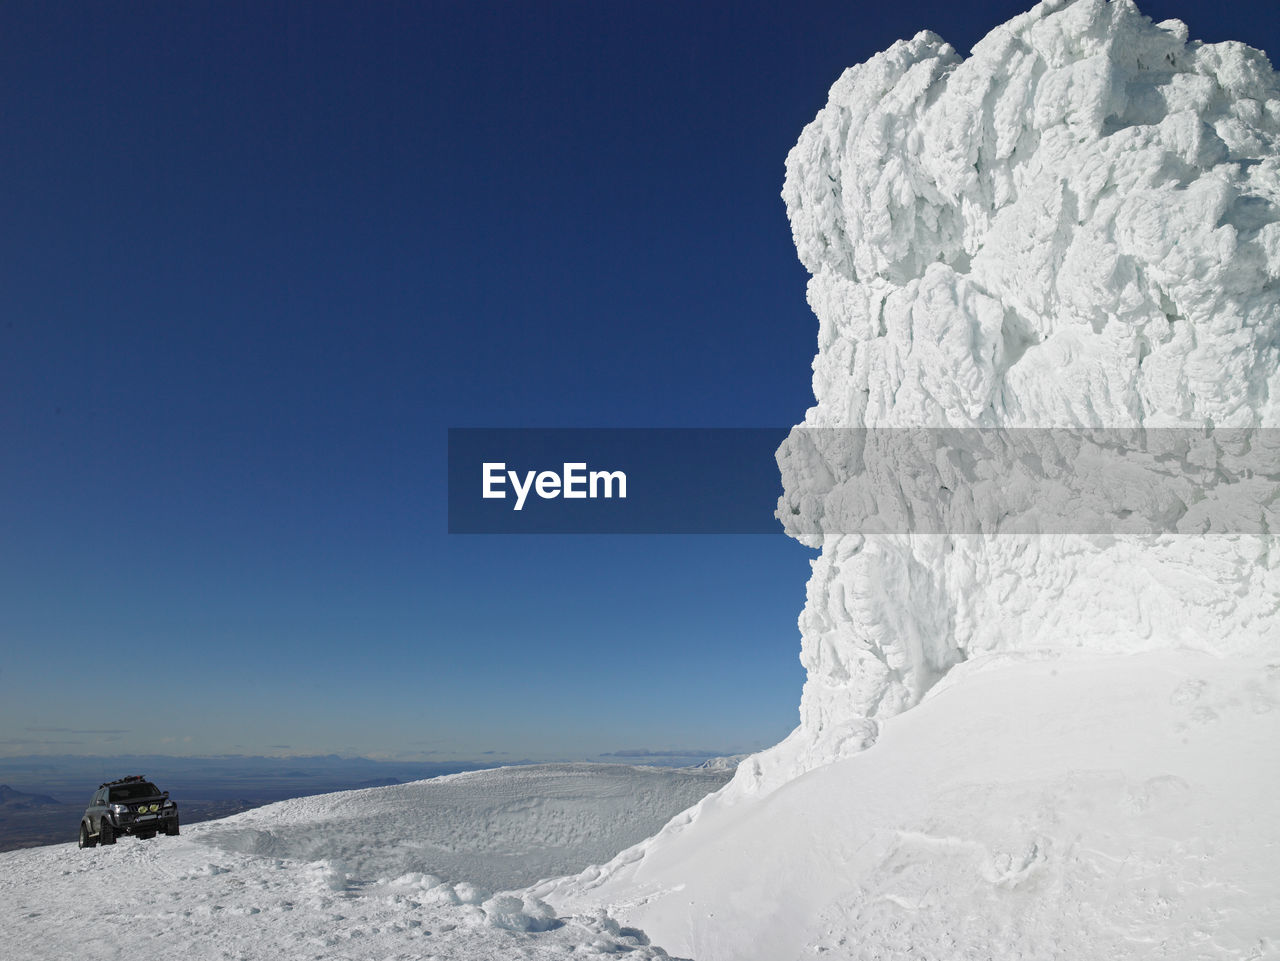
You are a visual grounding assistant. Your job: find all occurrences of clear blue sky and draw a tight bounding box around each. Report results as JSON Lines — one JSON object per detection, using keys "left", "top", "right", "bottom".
{"left": 2, "top": 0, "right": 1274, "bottom": 761}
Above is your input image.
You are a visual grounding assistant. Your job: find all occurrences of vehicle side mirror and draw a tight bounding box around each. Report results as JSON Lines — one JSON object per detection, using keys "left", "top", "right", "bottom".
{"left": 163, "top": 791, "right": 169, "bottom": 798}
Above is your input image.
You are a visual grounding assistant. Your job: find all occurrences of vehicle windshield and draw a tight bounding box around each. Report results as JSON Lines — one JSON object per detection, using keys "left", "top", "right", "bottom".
{"left": 108, "top": 783, "right": 161, "bottom": 801}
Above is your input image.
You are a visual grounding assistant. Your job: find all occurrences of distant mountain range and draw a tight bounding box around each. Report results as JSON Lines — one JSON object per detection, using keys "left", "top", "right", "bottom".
{"left": 0, "top": 785, "right": 61, "bottom": 810}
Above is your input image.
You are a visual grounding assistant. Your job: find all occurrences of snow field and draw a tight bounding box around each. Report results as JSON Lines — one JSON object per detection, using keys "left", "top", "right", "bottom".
{"left": 1, "top": 833, "right": 673, "bottom": 960}
{"left": 0, "top": 763, "right": 730, "bottom": 960}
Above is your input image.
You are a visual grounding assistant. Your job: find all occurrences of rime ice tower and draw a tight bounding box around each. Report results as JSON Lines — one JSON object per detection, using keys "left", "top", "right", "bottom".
{"left": 739, "top": 0, "right": 1280, "bottom": 793}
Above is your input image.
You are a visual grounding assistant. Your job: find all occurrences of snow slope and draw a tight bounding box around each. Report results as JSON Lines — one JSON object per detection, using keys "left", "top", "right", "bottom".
{"left": 0, "top": 763, "right": 728, "bottom": 961}
{"left": 542, "top": 651, "right": 1280, "bottom": 961}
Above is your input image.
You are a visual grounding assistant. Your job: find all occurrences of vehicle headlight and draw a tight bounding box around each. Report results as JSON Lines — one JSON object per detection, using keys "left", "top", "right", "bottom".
{"left": 110, "top": 804, "right": 127, "bottom": 814}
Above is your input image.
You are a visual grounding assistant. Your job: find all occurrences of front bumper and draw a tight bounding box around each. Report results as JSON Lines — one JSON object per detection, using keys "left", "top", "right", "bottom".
{"left": 111, "top": 810, "right": 178, "bottom": 834}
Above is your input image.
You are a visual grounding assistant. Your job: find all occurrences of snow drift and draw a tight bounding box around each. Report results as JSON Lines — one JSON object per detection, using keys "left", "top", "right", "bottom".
{"left": 543, "top": 650, "right": 1280, "bottom": 960}
{"left": 540, "top": 1, "right": 1280, "bottom": 956}
{"left": 195, "top": 763, "right": 729, "bottom": 892}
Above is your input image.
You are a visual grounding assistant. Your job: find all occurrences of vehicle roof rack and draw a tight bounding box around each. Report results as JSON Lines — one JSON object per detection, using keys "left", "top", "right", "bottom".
{"left": 98, "top": 775, "right": 148, "bottom": 789}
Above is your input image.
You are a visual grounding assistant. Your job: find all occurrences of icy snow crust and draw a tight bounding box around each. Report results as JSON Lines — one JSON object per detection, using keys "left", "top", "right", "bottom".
{"left": 758, "top": 0, "right": 1280, "bottom": 791}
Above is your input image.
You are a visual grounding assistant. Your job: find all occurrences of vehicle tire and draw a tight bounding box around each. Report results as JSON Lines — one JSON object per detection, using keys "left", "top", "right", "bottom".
{"left": 165, "top": 814, "right": 180, "bottom": 837}
{"left": 100, "top": 820, "right": 115, "bottom": 845}
{"left": 79, "top": 823, "right": 97, "bottom": 849}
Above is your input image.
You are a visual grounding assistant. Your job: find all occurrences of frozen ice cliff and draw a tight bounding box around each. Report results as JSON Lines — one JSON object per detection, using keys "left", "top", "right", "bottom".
{"left": 540, "top": 2, "right": 1280, "bottom": 957}
{"left": 751, "top": 0, "right": 1280, "bottom": 792}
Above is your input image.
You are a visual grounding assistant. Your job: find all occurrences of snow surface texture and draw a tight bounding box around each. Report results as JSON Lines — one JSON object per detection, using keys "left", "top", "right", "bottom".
{"left": 0, "top": 763, "right": 728, "bottom": 960}
{"left": 760, "top": 0, "right": 1280, "bottom": 792}
{"left": 196, "top": 763, "right": 729, "bottom": 892}
{"left": 545, "top": 651, "right": 1280, "bottom": 960}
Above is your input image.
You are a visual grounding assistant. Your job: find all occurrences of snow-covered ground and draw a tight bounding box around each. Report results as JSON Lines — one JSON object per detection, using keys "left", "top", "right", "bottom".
{"left": 0, "top": 763, "right": 729, "bottom": 960}
{"left": 540, "top": 651, "right": 1280, "bottom": 960}
{"left": 4, "top": 655, "right": 1275, "bottom": 961}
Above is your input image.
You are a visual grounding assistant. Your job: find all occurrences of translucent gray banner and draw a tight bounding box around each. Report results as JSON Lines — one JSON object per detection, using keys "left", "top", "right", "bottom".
{"left": 776, "top": 428, "right": 1280, "bottom": 537}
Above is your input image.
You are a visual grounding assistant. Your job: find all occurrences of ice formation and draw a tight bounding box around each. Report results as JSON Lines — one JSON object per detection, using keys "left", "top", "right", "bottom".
{"left": 725, "top": 0, "right": 1280, "bottom": 793}
{"left": 532, "top": 4, "right": 1280, "bottom": 956}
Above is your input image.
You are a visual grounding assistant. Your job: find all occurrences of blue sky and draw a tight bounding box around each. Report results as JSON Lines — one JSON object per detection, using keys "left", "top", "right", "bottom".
{"left": 2, "top": 0, "right": 1276, "bottom": 761}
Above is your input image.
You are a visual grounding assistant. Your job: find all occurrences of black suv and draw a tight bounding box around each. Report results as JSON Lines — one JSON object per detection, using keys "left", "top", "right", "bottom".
{"left": 79, "top": 775, "right": 179, "bottom": 848}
